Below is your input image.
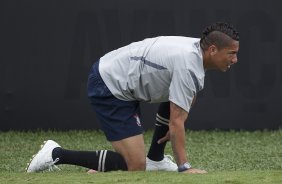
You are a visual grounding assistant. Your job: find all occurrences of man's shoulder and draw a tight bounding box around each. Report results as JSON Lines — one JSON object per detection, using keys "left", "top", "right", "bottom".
{"left": 158, "top": 36, "right": 200, "bottom": 44}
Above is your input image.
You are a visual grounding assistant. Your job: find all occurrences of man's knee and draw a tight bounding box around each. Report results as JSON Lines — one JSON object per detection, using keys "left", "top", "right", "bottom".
{"left": 126, "top": 158, "right": 146, "bottom": 171}
{"left": 111, "top": 134, "right": 146, "bottom": 171}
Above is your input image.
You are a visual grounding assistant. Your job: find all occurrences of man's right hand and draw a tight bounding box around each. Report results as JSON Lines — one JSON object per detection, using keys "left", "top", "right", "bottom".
{"left": 182, "top": 168, "right": 207, "bottom": 174}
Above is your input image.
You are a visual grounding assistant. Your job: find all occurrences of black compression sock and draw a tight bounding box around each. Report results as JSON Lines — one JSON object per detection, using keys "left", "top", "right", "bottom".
{"left": 52, "top": 148, "right": 127, "bottom": 172}
{"left": 147, "top": 102, "right": 170, "bottom": 161}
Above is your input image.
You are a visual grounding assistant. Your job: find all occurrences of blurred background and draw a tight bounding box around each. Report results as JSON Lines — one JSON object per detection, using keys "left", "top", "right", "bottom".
{"left": 1, "top": 0, "right": 281, "bottom": 131}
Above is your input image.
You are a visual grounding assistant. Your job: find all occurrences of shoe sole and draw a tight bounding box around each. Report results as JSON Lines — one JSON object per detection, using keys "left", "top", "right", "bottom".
{"left": 26, "top": 140, "right": 48, "bottom": 173}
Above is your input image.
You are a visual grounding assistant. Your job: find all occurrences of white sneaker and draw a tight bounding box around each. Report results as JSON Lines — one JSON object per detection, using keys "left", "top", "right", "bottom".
{"left": 26, "top": 140, "right": 61, "bottom": 173}
{"left": 146, "top": 155, "right": 178, "bottom": 171}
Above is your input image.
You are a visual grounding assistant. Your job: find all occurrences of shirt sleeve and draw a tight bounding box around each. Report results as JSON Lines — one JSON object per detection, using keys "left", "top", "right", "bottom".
{"left": 168, "top": 69, "right": 197, "bottom": 113}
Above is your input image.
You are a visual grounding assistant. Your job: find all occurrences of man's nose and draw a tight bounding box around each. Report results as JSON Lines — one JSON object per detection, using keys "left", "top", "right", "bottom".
{"left": 231, "top": 55, "right": 238, "bottom": 64}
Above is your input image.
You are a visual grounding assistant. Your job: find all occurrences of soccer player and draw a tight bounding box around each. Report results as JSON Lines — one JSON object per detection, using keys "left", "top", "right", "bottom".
{"left": 26, "top": 22, "right": 239, "bottom": 174}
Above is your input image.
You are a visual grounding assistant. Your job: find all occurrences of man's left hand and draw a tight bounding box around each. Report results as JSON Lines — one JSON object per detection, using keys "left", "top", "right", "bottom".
{"left": 157, "top": 131, "right": 170, "bottom": 144}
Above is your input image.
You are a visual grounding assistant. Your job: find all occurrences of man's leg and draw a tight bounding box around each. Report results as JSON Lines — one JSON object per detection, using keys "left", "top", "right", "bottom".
{"left": 52, "top": 134, "right": 146, "bottom": 172}
{"left": 26, "top": 130, "right": 145, "bottom": 173}
{"left": 146, "top": 102, "right": 177, "bottom": 171}
{"left": 27, "top": 60, "right": 144, "bottom": 173}
{"left": 52, "top": 148, "right": 127, "bottom": 172}
{"left": 26, "top": 140, "right": 128, "bottom": 173}
{"left": 147, "top": 102, "right": 170, "bottom": 161}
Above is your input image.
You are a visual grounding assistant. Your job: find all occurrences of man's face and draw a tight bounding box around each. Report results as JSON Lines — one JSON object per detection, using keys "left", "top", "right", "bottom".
{"left": 210, "top": 40, "right": 239, "bottom": 72}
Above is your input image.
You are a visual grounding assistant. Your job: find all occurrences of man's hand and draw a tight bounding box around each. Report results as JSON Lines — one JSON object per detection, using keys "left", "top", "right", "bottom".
{"left": 183, "top": 168, "right": 207, "bottom": 174}
{"left": 157, "top": 131, "right": 170, "bottom": 144}
{"left": 87, "top": 169, "right": 98, "bottom": 174}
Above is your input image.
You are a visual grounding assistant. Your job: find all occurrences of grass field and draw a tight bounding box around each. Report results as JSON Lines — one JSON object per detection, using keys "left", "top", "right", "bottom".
{"left": 0, "top": 130, "right": 281, "bottom": 184}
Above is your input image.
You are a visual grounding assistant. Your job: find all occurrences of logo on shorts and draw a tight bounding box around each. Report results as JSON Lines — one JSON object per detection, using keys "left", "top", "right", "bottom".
{"left": 134, "top": 114, "right": 141, "bottom": 127}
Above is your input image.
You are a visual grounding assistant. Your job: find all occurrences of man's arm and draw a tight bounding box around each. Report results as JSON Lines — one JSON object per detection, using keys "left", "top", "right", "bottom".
{"left": 169, "top": 101, "right": 207, "bottom": 174}
{"left": 169, "top": 101, "right": 188, "bottom": 165}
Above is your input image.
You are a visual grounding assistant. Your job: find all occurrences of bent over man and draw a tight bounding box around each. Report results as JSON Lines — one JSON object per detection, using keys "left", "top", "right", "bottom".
{"left": 26, "top": 22, "right": 239, "bottom": 174}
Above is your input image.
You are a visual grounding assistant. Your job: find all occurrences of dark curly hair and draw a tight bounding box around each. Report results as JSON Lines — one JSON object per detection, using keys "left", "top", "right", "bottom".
{"left": 200, "top": 22, "right": 239, "bottom": 51}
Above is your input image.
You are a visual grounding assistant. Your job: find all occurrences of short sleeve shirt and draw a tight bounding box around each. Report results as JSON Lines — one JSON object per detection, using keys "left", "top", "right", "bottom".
{"left": 99, "top": 36, "right": 205, "bottom": 112}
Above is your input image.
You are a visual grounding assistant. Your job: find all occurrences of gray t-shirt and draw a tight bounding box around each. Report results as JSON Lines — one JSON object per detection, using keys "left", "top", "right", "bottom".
{"left": 99, "top": 36, "right": 205, "bottom": 112}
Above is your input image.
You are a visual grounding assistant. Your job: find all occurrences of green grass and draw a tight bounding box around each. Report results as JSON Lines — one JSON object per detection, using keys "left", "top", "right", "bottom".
{"left": 0, "top": 130, "right": 282, "bottom": 184}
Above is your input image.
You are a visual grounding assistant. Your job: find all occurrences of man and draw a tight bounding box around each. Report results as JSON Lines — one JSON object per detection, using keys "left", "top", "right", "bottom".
{"left": 26, "top": 22, "right": 239, "bottom": 174}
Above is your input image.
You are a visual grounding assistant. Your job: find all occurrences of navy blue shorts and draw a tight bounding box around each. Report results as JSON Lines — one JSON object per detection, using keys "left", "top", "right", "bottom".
{"left": 87, "top": 61, "right": 143, "bottom": 141}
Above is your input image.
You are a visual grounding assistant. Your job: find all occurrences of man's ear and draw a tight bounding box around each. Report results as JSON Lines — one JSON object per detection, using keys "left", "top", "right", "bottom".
{"left": 209, "top": 45, "right": 217, "bottom": 56}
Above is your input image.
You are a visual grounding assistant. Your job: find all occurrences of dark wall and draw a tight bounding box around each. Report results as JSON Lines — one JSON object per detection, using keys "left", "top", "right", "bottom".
{"left": 1, "top": 0, "right": 282, "bottom": 130}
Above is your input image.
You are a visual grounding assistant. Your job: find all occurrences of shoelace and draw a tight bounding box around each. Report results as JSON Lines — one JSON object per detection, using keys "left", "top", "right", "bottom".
{"left": 42, "top": 158, "right": 61, "bottom": 172}
{"left": 163, "top": 155, "right": 176, "bottom": 164}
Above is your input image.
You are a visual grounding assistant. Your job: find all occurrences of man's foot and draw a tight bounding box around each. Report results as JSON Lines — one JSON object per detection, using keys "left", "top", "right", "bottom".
{"left": 26, "top": 140, "right": 61, "bottom": 173}
{"left": 146, "top": 155, "right": 178, "bottom": 171}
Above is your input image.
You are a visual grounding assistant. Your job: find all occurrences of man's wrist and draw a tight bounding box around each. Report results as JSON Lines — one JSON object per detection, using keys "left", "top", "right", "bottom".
{"left": 178, "top": 162, "right": 192, "bottom": 172}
